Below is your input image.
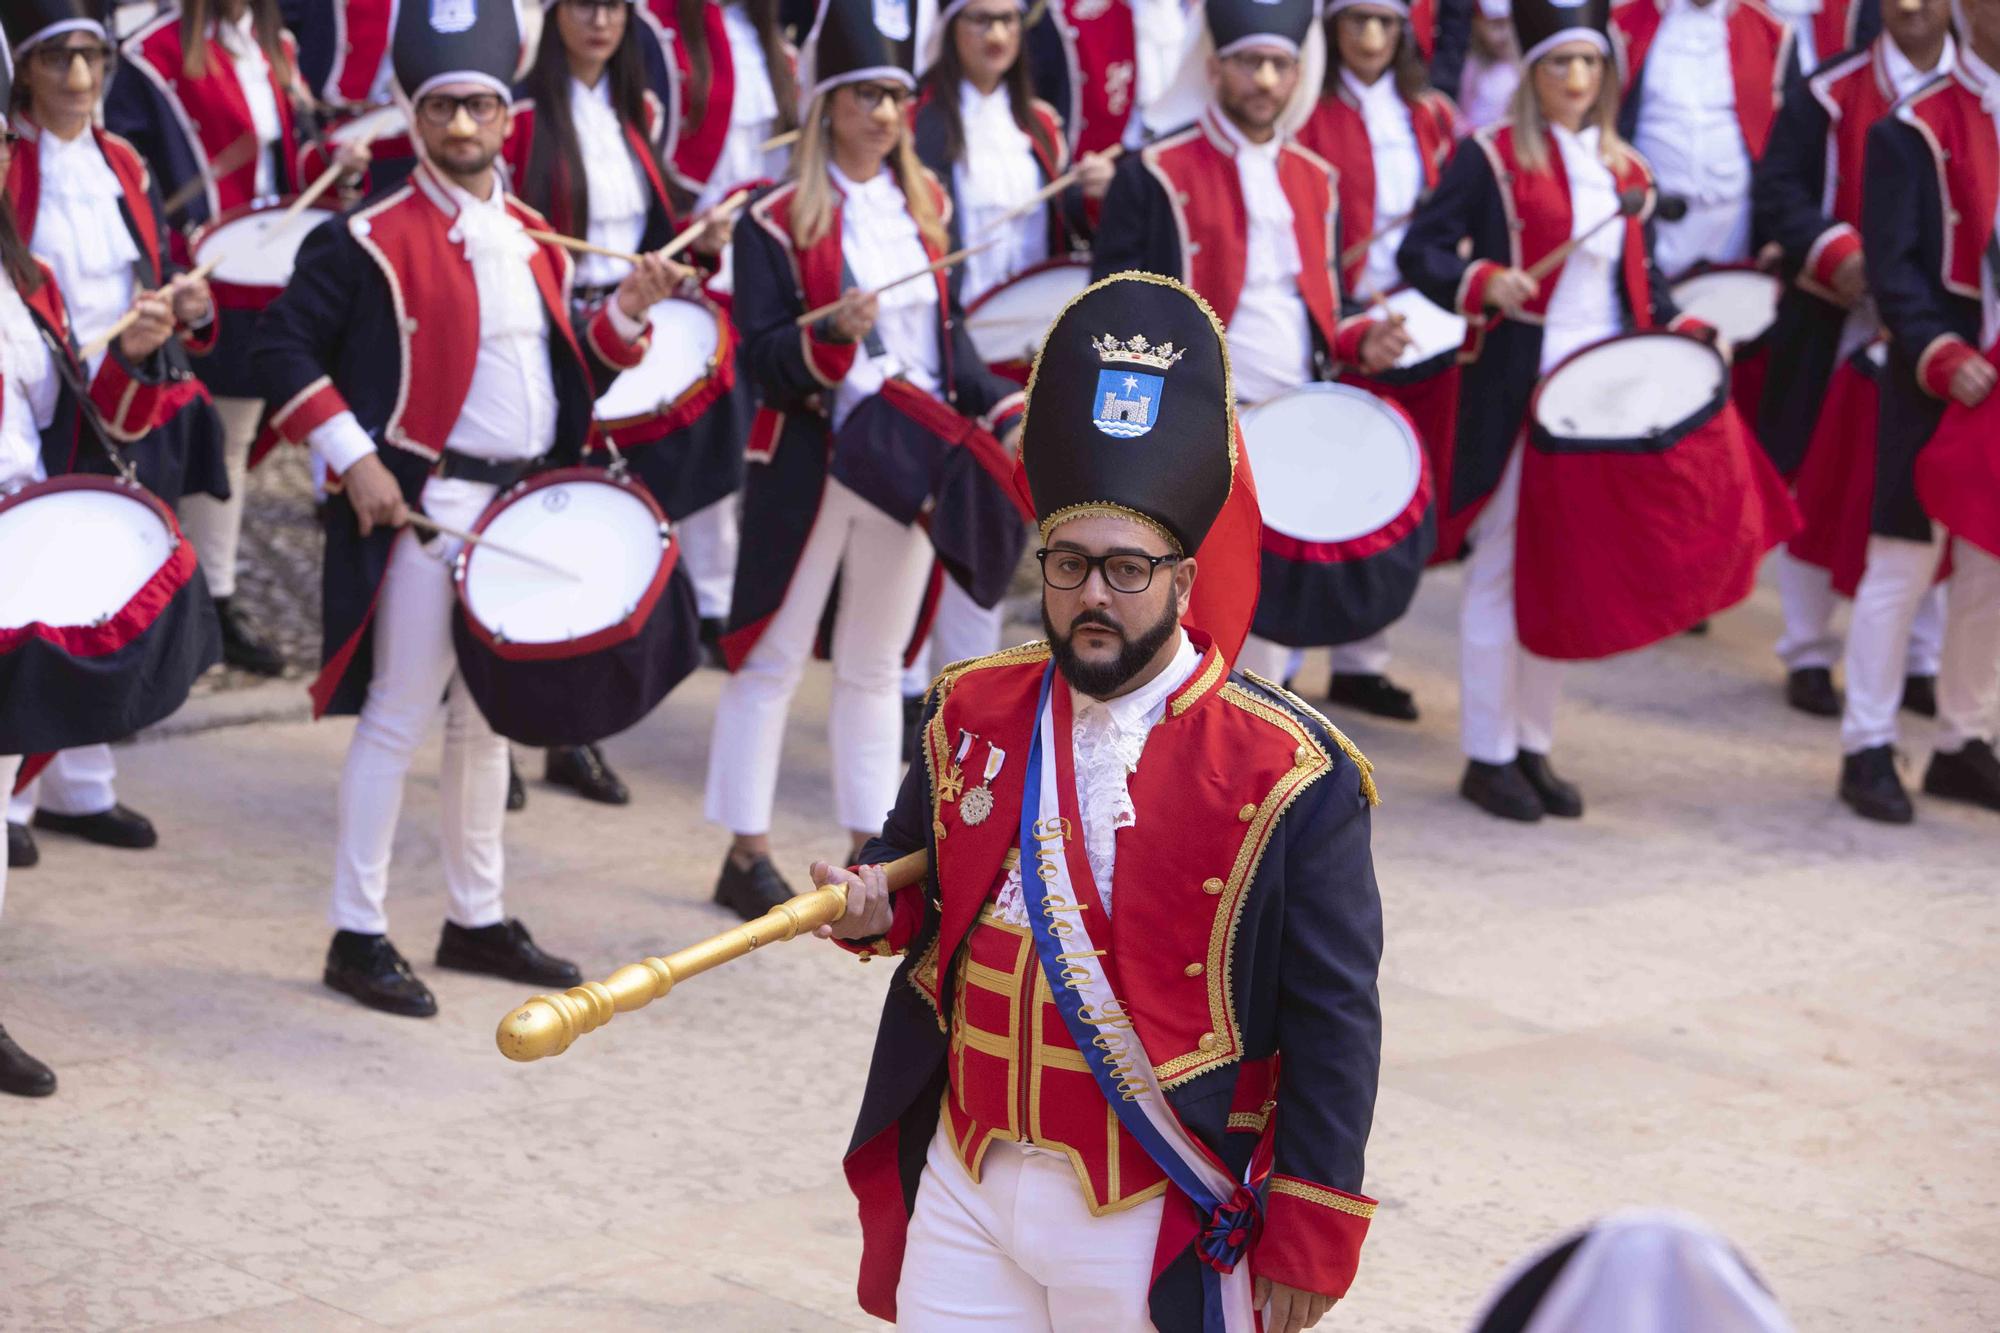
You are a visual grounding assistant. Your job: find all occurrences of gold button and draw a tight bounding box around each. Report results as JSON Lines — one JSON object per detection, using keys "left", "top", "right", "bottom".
{"left": 1184, "top": 962, "right": 1204, "bottom": 978}
{"left": 1294, "top": 745, "right": 1311, "bottom": 764}
{"left": 856, "top": 953, "right": 873, "bottom": 964}
{"left": 1197, "top": 1032, "right": 1220, "bottom": 1051}
{"left": 1202, "top": 877, "right": 1224, "bottom": 895}
{"left": 1238, "top": 803, "right": 1257, "bottom": 821}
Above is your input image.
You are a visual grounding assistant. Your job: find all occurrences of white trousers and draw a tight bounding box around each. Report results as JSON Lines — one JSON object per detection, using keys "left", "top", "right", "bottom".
{"left": 1841, "top": 532, "right": 2000, "bottom": 754}
{"left": 897, "top": 1133, "right": 1164, "bottom": 1333}
{"left": 176, "top": 396, "right": 260, "bottom": 599}
{"left": 1460, "top": 443, "right": 1564, "bottom": 764}
{"left": 704, "top": 480, "right": 934, "bottom": 835}
{"left": 7, "top": 744, "right": 117, "bottom": 823}
{"left": 1329, "top": 630, "right": 1393, "bottom": 676}
{"left": 0, "top": 755, "right": 19, "bottom": 918}
{"left": 1774, "top": 548, "right": 1944, "bottom": 674}
{"left": 678, "top": 494, "right": 741, "bottom": 621}
{"left": 903, "top": 576, "right": 1005, "bottom": 696}
{"left": 1235, "top": 628, "right": 1395, "bottom": 689}
{"left": 328, "top": 478, "right": 508, "bottom": 936}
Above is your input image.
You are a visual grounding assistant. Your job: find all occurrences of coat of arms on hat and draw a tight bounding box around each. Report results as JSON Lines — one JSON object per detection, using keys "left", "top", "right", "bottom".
{"left": 431, "top": 0, "right": 476, "bottom": 33}
{"left": 874, "top": 0, "right": 912, "bottom": 40}
{"left": 1090, "top": 333, "right": 1184, "bottom": 439}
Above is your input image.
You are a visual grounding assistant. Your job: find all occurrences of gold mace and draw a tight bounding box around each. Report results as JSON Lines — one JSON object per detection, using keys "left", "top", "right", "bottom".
{"left": 495, "top": 848, "right": 931, "bottom": 1061}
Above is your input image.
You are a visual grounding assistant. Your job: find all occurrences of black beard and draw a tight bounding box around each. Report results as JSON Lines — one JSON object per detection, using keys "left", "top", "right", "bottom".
{"left": 1043, "top": 598, "right": 1180, "bottom": 699}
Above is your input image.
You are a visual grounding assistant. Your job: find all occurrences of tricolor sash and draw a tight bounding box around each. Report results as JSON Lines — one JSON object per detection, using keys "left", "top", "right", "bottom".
{"left": 1018, "top": 664, "right": 1274, "bottom": 1333}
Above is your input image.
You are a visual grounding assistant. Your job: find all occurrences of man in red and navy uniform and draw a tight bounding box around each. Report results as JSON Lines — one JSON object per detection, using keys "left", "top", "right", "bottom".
{"left": 818, "top": 274, "right": 1383, "bottom": 1333}
{"left": 1751, "top": 0, "right": 1954, "bottom": 719}
{"left": 254, "top": 0, "right": 686, "bottom": 1016}
{"left": 1831, "top": 1, "right": 2000, "bottom": 823}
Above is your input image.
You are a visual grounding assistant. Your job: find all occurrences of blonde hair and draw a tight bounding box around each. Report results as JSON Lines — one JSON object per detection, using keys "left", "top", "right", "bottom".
{"left": 787, "top": 91, "right": 950, "bottom": 255}
{"left": 1507, "top": 50, "right": 1631, "bottom": 174}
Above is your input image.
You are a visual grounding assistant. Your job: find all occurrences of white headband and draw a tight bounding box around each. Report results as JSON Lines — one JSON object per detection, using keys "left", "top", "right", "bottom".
{"left": 20, "top": 18, "right": 107, "bottom": 52}
{"left": 1522, "top": 26, "right": 1609, "bottom": 65}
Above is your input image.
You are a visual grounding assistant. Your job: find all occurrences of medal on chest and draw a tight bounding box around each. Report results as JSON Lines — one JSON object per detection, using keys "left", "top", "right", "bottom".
{"left": 959, "top": 744, "right": 1006, "bottom": 825}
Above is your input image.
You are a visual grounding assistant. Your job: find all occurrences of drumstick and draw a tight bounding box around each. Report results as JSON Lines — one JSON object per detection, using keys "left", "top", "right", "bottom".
{"left": 987, "top": 146, "right": 1125, "bottom": 229}
{"left": 793, "top": 238, "right": 1001, "bottom": 328}
{"left": 525, "top": 230, "right": 648, "bottom": 264}
{"left": 1338, "top": 207, "right": 1414, "bottom": 270}
{"left": 759, "top": 128, "right": 802, "bottom": 153}
{"left": 1521, "top": 190, "right": 1687, "bottom": 284}
{"left": 161, "top": 132, "right": 259, "bottom": 217}
{"left": 404, "top": 513, "right": 584, "bottom": 581}
{"left": 525, "top": 190, "right": 751, "bottom": 268}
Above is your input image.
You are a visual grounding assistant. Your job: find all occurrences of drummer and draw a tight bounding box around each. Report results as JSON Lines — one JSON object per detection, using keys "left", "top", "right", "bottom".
{"left": 1025, "top": 0, "right": 1189, "bottom": 154}
{"left": 106, "top": 0, "right": 372, "bottom": 678}
{"left": 1, "top": 0, "right": 224, "bottom": 868}
{"left": 254, "top": 0, "right": 682, "bottom": 1016}
{"left": 1455, "top": 0, "right": 1521, "bottom": 133}
{"left": 703, "top": 0, "right": 1027, "bottom": 923}
{"left": 284, "top": 0, "right": 423, "bottom": 189}
{"left": 504, "top": 0, "right": 730, "bottom": 807}
{"left": 1091, "top": 0, "right": 1417, "bottom": 707}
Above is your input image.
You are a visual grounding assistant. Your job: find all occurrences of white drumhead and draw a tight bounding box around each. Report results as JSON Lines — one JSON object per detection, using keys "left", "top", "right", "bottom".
{"left": 331, "top": 105, "right": 406, "bottom": 146}
{"left": 1670, "top": 269, "right": 1783, "bottom": 346}
{"left": 967, "top": 265, "right": 1091, "bottom": 365}
{"left": 0, "top": 487, "right": 174, "bottom": 630}
{"left": 461, "top": 479, "right": 665, "bottom": 644}
{"left": 594, "top": 298, "right": 723, "bottom": 422}
{"left": 1240, "top": 384, "right": 1423, "bottom": 544}
{"left": 1379, "top": 288, "right": 1467, "bottom": 368}
{"left": 196, "top": 207, "right": 336, "bottom": 286}
{"left": 1536, "top": 334, "right": 1726, "bottom": 439}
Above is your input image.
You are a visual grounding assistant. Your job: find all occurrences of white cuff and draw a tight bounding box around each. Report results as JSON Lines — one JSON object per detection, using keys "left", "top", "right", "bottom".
{"left": 604, "top": 296, "right": 648, "bottom": 345}
{"left": 308, "top": 410, "right": 378, "bottom": 477}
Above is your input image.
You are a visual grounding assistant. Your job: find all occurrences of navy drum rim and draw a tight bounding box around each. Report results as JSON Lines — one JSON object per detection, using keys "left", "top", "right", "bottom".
{"left": 1527, "top": 330, "right": 1729, "bottom": 457}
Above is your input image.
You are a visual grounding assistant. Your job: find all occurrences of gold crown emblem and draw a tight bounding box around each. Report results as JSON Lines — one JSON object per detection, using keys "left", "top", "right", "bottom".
{"left": 1092, "top": 332, "right": 1186, "bottom": 371}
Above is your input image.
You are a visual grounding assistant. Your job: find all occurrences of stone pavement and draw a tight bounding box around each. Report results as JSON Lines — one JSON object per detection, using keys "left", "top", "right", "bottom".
{"left": 2, "top": 565, "right": 1997, "bottom": 1332}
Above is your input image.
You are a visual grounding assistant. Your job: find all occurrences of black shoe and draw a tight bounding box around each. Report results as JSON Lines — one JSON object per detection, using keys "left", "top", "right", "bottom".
{"left": 1459, "top": 760, "right": 1544, "bottom": 822}
{"left": 1922, "top": 739, "right": 2000, "bottom": 813}
{"left": 699, "top": 617, "right": 727, "bottom": 670}
{"left": 1516, "top": 751, "right": 1583, "bottom": 818}
{"left": 6, "top": 822, "right": 36, "bottom": 869}
{"left": 32, "top": 803, "right": 157, "bottom": 849}
{"left": 1327, "top": 672, "right": 1420, "bottom": 722}
{"left": 1685, "top": 619, "right": 1712, "bottom": 636}
{"left": 1839, "top": 745, "right": 1914, "bottom": 824}
{"left": 506, "top": 754, "right": 526, "bottom": 812}
{"left": 1902, "top": 674, "right": 1938, "bottom": 718}
{"left": 0, "top": 1024, "right": 55, "bottom": 1097}
{"left": 544, "top": 744, "right": 629, "bottom": 805}
{"left": 323, "top": 932, "right": 438, "bottom": 1017}
{"left": 215, "top": 596, "right": 285, "bottom": 676}
{"left": 713, "top": 853, "right": 795, "bottom": 921}
{"left": 902, "top": 693, "right": 925, "bottom": 765}
{"left": 1785, "top": 667, "right": 1842, "bottom": 718}
{"left": 434, "top": 918, "right": 583, "bottom": 988}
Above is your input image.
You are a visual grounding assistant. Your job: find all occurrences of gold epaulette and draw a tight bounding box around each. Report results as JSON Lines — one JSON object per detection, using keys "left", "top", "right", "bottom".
{"left": 1236, "top": 669, "right": 1380, "bottom": 807}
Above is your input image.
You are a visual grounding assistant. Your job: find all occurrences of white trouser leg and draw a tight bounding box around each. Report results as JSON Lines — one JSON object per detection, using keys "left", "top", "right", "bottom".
{"left": 0, "top": 756, "right": 18, "bottom": 916}
{"left": 329, "top": 479, "right": 498, "bottom": 935}
{"left": 176, "top": 396, "right": 260, "bottom": 599}
{"left": 1907, "top": 583, "right": 1947, "bottom": 676}
{"left": 1236, "top": 634, "right": 1294, "bottom": 685}
{"left": 897, "top": 1135, "right": 1163, "bottom": 1333}
{"left": 1461, "top": 444, "right": 1564, "bottom": 763}
{"left": 1935, "top": 541, "right": 2000, "bottom": 752}
{"left": 29, "top": 746, "right": 119, "bottom": 817}
{"left": 904, "top": 578, "right": 1005, "bottom": 697}
{"left": 6, "top": 781, "right": 32, "bottom": 826}
{"left": 677, "top": 495, "right": 741, "bottom": 621}
{"left": 1774, "top": 550, "right": 1843, "bottom": 671}
{"left": 1840, "top": 534, "right": 1942, "bottom": 754}
{"left": 1329, "top": 630, "right": 1393, "bottom": 676}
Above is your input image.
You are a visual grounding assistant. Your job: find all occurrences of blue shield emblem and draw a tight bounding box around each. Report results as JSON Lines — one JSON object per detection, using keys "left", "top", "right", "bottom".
{"left": 1092, "top": 369, "right": 1164, "bottom": 439}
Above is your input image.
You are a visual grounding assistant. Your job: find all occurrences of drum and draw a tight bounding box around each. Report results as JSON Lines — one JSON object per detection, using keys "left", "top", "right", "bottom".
{"left": 190, "top": 198, "right": 338, "bottom": 311}
{"left": 1517, "top": 331, "right": 1797, "bottom": 660}
{"left": 1368, "top": 286, "right": 1468, "bottom": 384}
{"left": 965, "top": 258, "right": 1093, "bottom": 379}
{"left": 328, "top": 105, "right": 408, "bottom": 152}
{"left": 1669, "top": 265, "right": 1784, "bottom": 351}
{"left": 451, "top": 467, "right": 700, "bottom": 747}
{"left": 592, "top": 295, "right": 736, "bottom": 447}
{"left": 1240, "top": 383, "right": 1435, "bottom": 647}
{"left": 0, "top": 476, "right": 220, "bottom": 755}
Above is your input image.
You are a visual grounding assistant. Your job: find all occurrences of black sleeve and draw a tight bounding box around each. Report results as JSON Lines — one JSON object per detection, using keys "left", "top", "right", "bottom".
{"left": 253, "top": 218, "right": 365, "bottom": 417}
{"left": 1425, "top": 0, "right": 1477, "bottom": 100}
{"left": 1396, "top": 138, "right": 1494, "bottom": 312}
{"left": 730, "top": 205, "right": 842, "bottom": 412}
{"left": 1752, "top": 71, "right": 1837, "bottom": 277}
{"left": 1862, "top": 116, "right": 1955, "bottom": 361}
{"left": 1089, "top": 154, "right": 1178, "bottom": 281}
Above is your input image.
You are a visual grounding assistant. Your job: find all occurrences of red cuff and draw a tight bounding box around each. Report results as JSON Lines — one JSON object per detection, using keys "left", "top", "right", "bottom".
{"left": 1805, "top": 224, "right": 1862, "bottom": 293}
{"left": 979, "top": 390, "right": 1026, "bottom": 437}
{"left": 88, "top": 355, "right": 204, "bottom": 442}
{"left": 180, "top": 314, "right": 219, "bottom": 357}
{"left": 268, "top": 375, "right": 352, "bottom": 447}
{"left": 1456, "top": 259, "right": 1504, "bottom": 315}
{"left": 1667, "top": 313, "right": 1718, "bottom": 343}
{"left": 1332, "top": 314, "right": 1374, "bottom": 366}
{"left": 1918, "top": 334, "right": 1978, "bottom": 399}
{"left": 1251, "top": 1175, "right": 1377, "bottom": 1300}
{"left": 827, "top": 882, "right": 922, "bottom": 958}
{"left": 586, "top": 307, "right": 650, "bottom": 370}
{"left": 804, "top": 325, "right": 858, "bottom": 387}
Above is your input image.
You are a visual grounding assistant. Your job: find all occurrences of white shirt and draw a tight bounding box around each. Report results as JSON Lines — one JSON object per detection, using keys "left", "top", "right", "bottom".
{"left": 0, "top": 278, "right": 58, "bottom": 491}
{"left": 1541, "top": 124, "right": 1626, "bottom": 372}
{"left": 695, "top": 0, "right": 789, "bottom": 212}
{"left": 216, "top": 15, "right": 283, "bottom": 199}
{"left": 953, "top": 81, "right": 1050, "bottom": 304}
{"left": 1631, "top": 0, "right": 1753, "bottom": 276}
{"left": 29, "top": 128, "right": 142, "bottom": 376}
{"left": 1211, "top": 112, "right": 1314, "bottom": 407}
{"left": 828, "top": 162, "right": 943, "bottom": 430}
{"left": 1458, "top": 53, "right": 1520, "bottom": 134}
{"left": 1133, "top": 0, "right": 1190, "bottom": 132}
{"left": 993, "top": 630, "right": 1201, "bottom": 924}
{"left": 1343, "top": 67, "right": 1422, "bottom": 300}
{"left": 569, "top": 75, "right": 650, "bottom": 288}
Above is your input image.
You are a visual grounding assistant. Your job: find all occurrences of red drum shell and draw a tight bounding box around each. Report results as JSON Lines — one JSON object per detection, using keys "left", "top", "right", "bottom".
{"left": 592, "top": 296, "right": 739, "bottom": 448}
{"left": 1915, "top": 349, "right": 2000, "bottom": 562}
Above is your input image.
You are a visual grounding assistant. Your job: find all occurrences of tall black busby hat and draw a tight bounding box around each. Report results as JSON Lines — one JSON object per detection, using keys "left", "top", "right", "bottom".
{"left": 1509, "top": 0, "right": 1609, "bottom": 65}
{"left": 1, "top": 0, "right": 105, "bottom": 55}
{"left": 394, "top": 0, "right": 522, "bottom": 105}
{"left": 1020, "top": 272, "right": 1237, "bottom": 556}
{"left": 799, "top": 0, "right": 918, "bottom": 106}
{"left": 1207, "top": 0, "right": 1317, "bottom": 55}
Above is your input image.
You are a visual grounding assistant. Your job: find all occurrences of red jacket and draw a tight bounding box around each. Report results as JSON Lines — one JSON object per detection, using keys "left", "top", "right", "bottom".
{"left": 1611, "top": 0, "right": 1796, "bottom": 158}
{"left": 1297, "top": 83, "right": 1460, "bottom": 293}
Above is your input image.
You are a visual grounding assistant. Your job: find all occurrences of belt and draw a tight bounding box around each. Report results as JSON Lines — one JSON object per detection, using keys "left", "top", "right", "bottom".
{"left": 572, "top": 282, "right": 620, "bottom": 308}
{"left": 435, "top": 450, "right": 537, "bottom": 488}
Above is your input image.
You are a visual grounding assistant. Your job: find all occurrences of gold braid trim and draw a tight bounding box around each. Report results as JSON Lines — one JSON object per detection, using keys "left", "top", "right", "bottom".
{"left": 1226, "top": 1110, "right": 1270, "bottom": 1133}
{"left": 1238, "top": 670, "right": 1380, "bottom": 807}
{"left": 1269, "top": 1178, "right": 1378, "bottom": 1219}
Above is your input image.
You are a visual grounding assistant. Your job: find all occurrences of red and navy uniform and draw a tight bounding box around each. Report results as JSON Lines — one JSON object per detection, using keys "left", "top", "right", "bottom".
{"left": 250, "top": 165, "right": 655, "bottom": 717}
{"left": 909, "top": 90, "right": 1094, "bottom": 263}
{"left": 281, "top": 0, "right": 393, "bottom": 109}
{"left": 1025, "top": 0, "right": 1141, "bottom": 156}
{"left": 643, "top": 0, "right": 735, "bottom": 195}
{"left": 1803, "top": 0, "right": 1881, "bottom": 72}
{"left": 837, "top": 638, "right": 1384, "bottom": 1326}
{"left": 4, "top": 117, "right": 226, "bottom": 504}
{"left": 1609, "top": 0, "right": 1803, "bottom": 172}
{"left": 720, "top": 174, "right": 1028, "bottom": 669}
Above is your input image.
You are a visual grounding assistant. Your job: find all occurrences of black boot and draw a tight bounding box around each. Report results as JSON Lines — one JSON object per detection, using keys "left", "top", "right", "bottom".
{"left": 902, "top": 693, "right": 925, "bottom": 765}
{"left": 713, "top": 852, "right": 795, "bottom": 921}
{"left": 1459, "top": 760, "right": 1544, "bottom": 822}
{"left": 1785, "top": 667, "right": 1841, "bottom": 718}
{"left": 1922, "top": 739, "right": 2000, "bottom": 813}
{"left": 435, "top": 919, "right": 583, "bottom": 987}
{"left": 32, "top": 803, "right": 157, "bottom": 849}
{"left": 506, "top": 753, "right": 526, "bottom": 812}
{"left": 1901, "top": 674, "right": 1938, "bottom": 718}
{"left": 6, "top": 822, "right": 36, "bottom": 869}
{"left": 1327, "top": 673, "right": 1420, "bottom": 722}
{"left": 323, "top": 932, "right": 438, "bottom": 1017}
{"left": 699, "top": 617, "right": 727, "bottom": 670}
{"left": 544, "top": 744, "right": 630, "bottom": 805}
{"left": 0, "top": 1024, "right": 55, "bottom": 1097}
{"left": 215, "top": 596, "right": 285, "bottom": 676}
{"left": 1839, "top": 745, "right": 1913, "bottom": 824}
{"left": 1516, "top": 751, "right": 1583, "bottom": 818}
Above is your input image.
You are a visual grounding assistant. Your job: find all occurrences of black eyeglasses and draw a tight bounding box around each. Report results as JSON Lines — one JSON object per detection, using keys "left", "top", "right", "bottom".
{"left": 1539, "top": 51, "right": 1605, "bottom": 74}
{"left": 561, "top": 0, "right": 628, "bottom": 21}
{"left": 1037, "top": 547, "right": 1180, "bottom": 594}
{"left": 848, "top": 82, "right": 913, "bottom": 112}
{"left": 0, "top": 132, "right": 19, "bottom": 148}
{"left": 1220, "top": 50, "right": 1298, "bottom": 78}
{"left": 29, "top": 43, "right": 111, "bottom": 71}
{"left": 416, "top": 92, "right": 507, "bottom": 126}
{"left": 959, "top": 9, "right": 1023, "bottom": 31}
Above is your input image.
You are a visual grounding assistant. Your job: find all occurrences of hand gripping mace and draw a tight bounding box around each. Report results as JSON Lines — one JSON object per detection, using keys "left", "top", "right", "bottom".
{"left": 495, "top": 849, "right": 931, "bottom": 1061}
